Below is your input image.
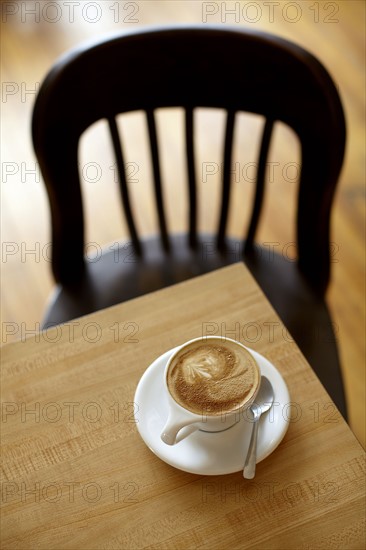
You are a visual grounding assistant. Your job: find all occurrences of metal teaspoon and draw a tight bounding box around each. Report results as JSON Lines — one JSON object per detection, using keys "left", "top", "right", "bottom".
{"left": 243, "top": 376, "right": 274, "bottom": 479}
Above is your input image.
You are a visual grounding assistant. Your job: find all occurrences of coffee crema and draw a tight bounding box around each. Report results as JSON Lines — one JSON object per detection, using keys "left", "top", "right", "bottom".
{"left": 166, "top": 340, "right": 260, "bottom": 415}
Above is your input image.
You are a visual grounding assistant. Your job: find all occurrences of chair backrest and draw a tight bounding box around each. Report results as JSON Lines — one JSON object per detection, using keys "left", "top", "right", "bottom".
{"left": 32, "top": 25, "right": 346, "bottom": 295}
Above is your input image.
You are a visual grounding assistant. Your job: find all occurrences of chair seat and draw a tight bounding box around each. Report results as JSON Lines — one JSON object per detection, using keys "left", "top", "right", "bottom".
{"left": 42, "top": 234, "right": 347, "bottom": 419}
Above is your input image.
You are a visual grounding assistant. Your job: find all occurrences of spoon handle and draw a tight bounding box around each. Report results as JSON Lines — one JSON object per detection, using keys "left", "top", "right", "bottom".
{"left": 243, "top": 417, "right": 260, "bottom": 479}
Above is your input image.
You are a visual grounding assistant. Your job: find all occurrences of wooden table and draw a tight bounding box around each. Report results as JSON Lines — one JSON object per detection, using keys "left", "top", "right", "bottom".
{"left": 1, "top": 263, "right": 365, "bottom": 549}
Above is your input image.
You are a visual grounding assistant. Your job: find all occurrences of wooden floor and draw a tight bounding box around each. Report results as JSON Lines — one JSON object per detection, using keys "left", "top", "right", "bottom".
{"left": 1, "top": 1, "right": 365, "bottom": 447}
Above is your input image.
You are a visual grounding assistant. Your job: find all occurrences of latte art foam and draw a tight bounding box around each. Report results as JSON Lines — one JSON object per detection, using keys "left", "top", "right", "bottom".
{"left": 182, "top": 348, "right": 228, "bottom": 383}
{"left": 167, "top": 341, "right": 259, "bottom": 415}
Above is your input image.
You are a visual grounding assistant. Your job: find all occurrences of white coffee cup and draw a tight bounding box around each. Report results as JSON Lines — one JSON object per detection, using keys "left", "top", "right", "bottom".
{"left": 160, "top": 336, "right": 261, "bottom": 445}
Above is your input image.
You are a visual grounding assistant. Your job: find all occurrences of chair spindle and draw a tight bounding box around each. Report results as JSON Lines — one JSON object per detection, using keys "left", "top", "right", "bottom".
{"left": 146, "top": 109, "right": 170, "bottom": 252}
{"left": 185, "top": 107, "right": 197, "bottom": 248}
{"left": 108, "top": 116, "right": 142, "bottom": 255}
{"left": 245, "top": 118, "right": 274, "bottom": 251}
{"left": 217, "top": 109, "right": 236, "bottom": 250}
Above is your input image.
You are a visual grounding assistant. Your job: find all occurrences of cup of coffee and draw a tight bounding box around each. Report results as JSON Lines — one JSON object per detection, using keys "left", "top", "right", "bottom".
{"left": 160, "top": 336, "right": 261, "bottom": 445}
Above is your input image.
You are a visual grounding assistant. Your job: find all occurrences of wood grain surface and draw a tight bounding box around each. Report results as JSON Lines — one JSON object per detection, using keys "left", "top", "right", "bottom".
{"left": 1, "top": 264, "right": 365, "bottom": 550}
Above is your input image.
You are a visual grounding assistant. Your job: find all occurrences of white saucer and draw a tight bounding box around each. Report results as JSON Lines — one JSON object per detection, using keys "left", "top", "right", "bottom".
{"left": 134, "top": 347, "right": 290, "bottom": 475}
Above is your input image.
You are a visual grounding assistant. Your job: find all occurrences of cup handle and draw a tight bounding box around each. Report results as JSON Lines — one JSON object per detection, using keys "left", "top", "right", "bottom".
{"left": 161, "top": 411, "right": 200, "bottom": 445}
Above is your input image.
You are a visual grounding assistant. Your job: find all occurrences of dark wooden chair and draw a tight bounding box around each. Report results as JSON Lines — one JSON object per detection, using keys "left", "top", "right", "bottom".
{"left": 32, "top": 25, "right": 347, "bottom": 418}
